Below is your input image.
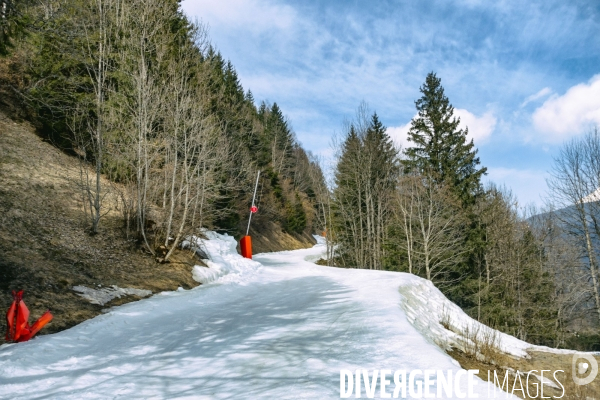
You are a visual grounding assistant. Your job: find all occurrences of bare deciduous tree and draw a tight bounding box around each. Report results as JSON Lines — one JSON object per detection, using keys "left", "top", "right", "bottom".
{"left": 547, "top": 129, "right": 600, "bottom": 323}
{"left": 69, "top": 0, "right": 122, "bottom": 234}
{"left": 395, "top": 174, "right": 467, "bottom": 283}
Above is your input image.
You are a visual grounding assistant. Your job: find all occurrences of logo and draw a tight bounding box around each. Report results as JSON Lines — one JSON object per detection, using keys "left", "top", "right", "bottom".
{"left": 572, "top": 353, "right": 598, "bottom": 386}
{"left": 340, "top": 368, "right": 573, "bottom": 398}
{"left": 340, "top": 369, "right": 481, "bottom": 398}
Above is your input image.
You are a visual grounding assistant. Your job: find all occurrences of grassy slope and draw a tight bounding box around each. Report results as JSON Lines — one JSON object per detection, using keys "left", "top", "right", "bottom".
{"left": 0, "top": 110, "right": 204, "bottom": 343}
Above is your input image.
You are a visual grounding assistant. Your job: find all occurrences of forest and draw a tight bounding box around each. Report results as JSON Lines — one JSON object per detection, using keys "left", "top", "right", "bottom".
{"left": 327, "top": 74, "right": 600, "bottom": 349}
{"left": 0, "top": 0, "right": 327, "bottom": 261}
{"left": 2, "top": 0, "right": 599, "bottom": 350}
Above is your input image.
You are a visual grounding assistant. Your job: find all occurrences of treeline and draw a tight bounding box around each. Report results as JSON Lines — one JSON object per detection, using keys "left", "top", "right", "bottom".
{"left": 329, "top": 73, "right": 599, "bottom": 348}
{"left": 0, "top": 0, "right": 326, "bottom": 259}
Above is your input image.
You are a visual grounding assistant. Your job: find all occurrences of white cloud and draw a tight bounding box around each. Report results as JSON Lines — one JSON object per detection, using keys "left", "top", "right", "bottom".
{"left": 387, "top": 120, "right": 413, "bottom": 150}
{"left": 182, "top": 0, "right": 297, "bottom": 35}
{"left": 454, "top": 109, "right": 496, "bottom": 144}
{"left": 532, "top": 74, "right": 600, "bottom": 142}
{"left": 520, "top": 87, "right": 552, "bottom": 108}
{"left": 388, "top": 109, "right": 495, "bottom": 149}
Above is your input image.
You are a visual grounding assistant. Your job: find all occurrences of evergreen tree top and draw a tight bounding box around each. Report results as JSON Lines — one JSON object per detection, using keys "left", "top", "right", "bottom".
{"left": 335, "top": 112, "right": 399, "bottom": 190}
{"left": 403, "top": 72, "right": 486, "bottom": 205}
{"left": 245, "top": 90, "right": 255, "bottom": 104}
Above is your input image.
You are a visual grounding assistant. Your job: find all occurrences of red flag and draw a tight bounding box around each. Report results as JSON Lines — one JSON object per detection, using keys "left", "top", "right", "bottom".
{"left": 5, "top": 290, "right": 53, "bottom": 343}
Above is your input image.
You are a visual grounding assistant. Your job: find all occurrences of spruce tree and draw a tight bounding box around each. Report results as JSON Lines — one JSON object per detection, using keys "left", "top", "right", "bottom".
{"left": 364, "top": 113, "right": 398, "bottom": 192}
{"left": 333, "top": 112, "right": 399, "bottom": 269}
{"left": 404, "top": 72, "right": 486, "bottom": 205}
{"left": 333, "top": 125, "right": 362, "bottom": 266}
{"left": 245, "top": 90, "right": 255, "bottom": 105}
{"left": 403, "top": 73, "right": 488, "bottom": 311}
{"left": 0, "top": 0, "right": 28, "bottom": 56}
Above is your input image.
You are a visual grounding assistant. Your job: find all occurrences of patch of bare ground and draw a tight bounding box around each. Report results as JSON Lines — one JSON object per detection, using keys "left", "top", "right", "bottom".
{"left": 248, "top": 220, "right": 315, "bottom": 254}
{"left": 0, "top": 110, "right": 203, "bottom": 344}
{"left": 444, "top": 322, "right": 600, "bottom": 399}
{"left": 314, "top": 258, "right": 329, "bottom": 266}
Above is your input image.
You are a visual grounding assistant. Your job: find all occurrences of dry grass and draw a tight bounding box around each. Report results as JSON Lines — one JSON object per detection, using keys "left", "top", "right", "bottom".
{"left": 442, "top": 313, "right": 600, "bottom": 399}
{"left": 440, "top": 304, "right": 452, "bottom": 330}
{"left": 512, "top": 350, "right": 600, "bottom": 399}
{"left": 314, "top": 258, "right": 330, "bottom": 266}
{"left": 248, "top": 220, "right": 316, "bottom": 254}
{"left": 462, "top": 322, "right": 511, "bottom": 367}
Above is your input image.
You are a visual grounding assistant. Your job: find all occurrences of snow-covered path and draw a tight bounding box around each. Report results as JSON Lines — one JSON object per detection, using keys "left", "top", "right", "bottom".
{"left": 0, "top": 238, "right": 516, "bottom": 399}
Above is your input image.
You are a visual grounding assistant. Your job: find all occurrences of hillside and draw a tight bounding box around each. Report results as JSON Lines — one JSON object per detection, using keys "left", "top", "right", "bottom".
{"left": 0, "top": 110, "right": 314, "bottom": 344}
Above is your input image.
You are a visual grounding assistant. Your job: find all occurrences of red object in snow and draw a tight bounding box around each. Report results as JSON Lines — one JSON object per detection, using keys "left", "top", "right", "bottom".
{"left": 240, "top": 235, "right": 253, "bottom": 259}
{"left": 250, "top": 206, "right": 258, "bottom": 213}
{"left": 5, "top": 290, "right": 53, "bottom": 343}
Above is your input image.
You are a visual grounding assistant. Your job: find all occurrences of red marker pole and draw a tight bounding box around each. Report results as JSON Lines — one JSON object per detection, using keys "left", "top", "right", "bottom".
{"left": 241, "top": 170, "right": 260, "bottom": 259}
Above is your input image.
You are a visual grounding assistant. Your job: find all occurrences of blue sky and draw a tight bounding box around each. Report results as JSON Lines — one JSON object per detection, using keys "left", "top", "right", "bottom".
{"left": 181, "top": 0, "right": 600, "bottom": 207}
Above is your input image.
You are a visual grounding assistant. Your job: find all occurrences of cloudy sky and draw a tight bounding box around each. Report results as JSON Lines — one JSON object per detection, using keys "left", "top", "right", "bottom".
{"left": 181, "top": 0, "right": 600, "bottom": 207}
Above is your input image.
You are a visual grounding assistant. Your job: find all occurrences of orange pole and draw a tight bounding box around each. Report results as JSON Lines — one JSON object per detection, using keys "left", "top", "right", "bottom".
{"left": 240, "top": 235, "right": 253, "bottom": 259}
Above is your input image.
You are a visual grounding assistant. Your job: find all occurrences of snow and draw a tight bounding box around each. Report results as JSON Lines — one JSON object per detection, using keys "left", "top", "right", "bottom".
{"left": 72, "top": 285, "right": 152, "bottom": 306}
{"left": 582, "top": 187, "right": 600, "bottom": 203}
{"left": 313, "top": 234, "right": 326, "bottom": 245}
{"left": 183, "top": 231, "right": 262, "bottom": 285}
{"left": 397, "top": 279, "right": 530, "bottom": 359}
{"left": 0, "top": 232, "right": 525, "bottom": 399}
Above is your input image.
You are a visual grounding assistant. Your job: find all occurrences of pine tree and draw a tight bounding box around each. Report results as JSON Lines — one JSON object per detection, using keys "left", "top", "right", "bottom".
{"left": 333, "top": 111, "right": 399, "bottom": 269}
{"left": 333, "top": 125, "right": 363, "bottom": 266}
{"left": 0, "top": 0, "right": 28, "bottom": 56}
{"left": 245, "top": 90, "right": 254, "bottom": 105}
{"left": 224, "top": 61, "right": 245, "bottom": 106}
{"left": 364, "top": 113, "right": 398, "bottom": 192}
{"left": 404, "top": 72, "right": 486, "bottom": 205}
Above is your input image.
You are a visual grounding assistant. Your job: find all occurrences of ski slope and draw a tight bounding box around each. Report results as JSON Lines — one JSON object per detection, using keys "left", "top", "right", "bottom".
{"left": 0, "top": 233, "right": 519, "bottom": 399}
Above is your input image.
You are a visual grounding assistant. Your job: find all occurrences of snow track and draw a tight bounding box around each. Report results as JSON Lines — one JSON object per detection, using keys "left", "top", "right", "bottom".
{"left": 0, "top": 234, "right": 517, "bottom": 399}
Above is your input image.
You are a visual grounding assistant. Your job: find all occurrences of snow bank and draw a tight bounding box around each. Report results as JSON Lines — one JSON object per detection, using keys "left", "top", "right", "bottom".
{"left": 72, "top": 285, "right": 152, "bottom": 306}
{"left": 297, "top": 235, "right": 327, "bottom": 263}
{"left": 182, "top": 231, "right": 262, "bottom": 285}
{"left": 398, "top": 278, "right": 530, "bottom": 359}
{"left": 312, "top": 234, "right": 326, "bottom": 245}
{"left": 74, "top": 231, "right": 261, "bottom": 307}
{"left": 398, "top": 277, "right": 592, "bottom": 359}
